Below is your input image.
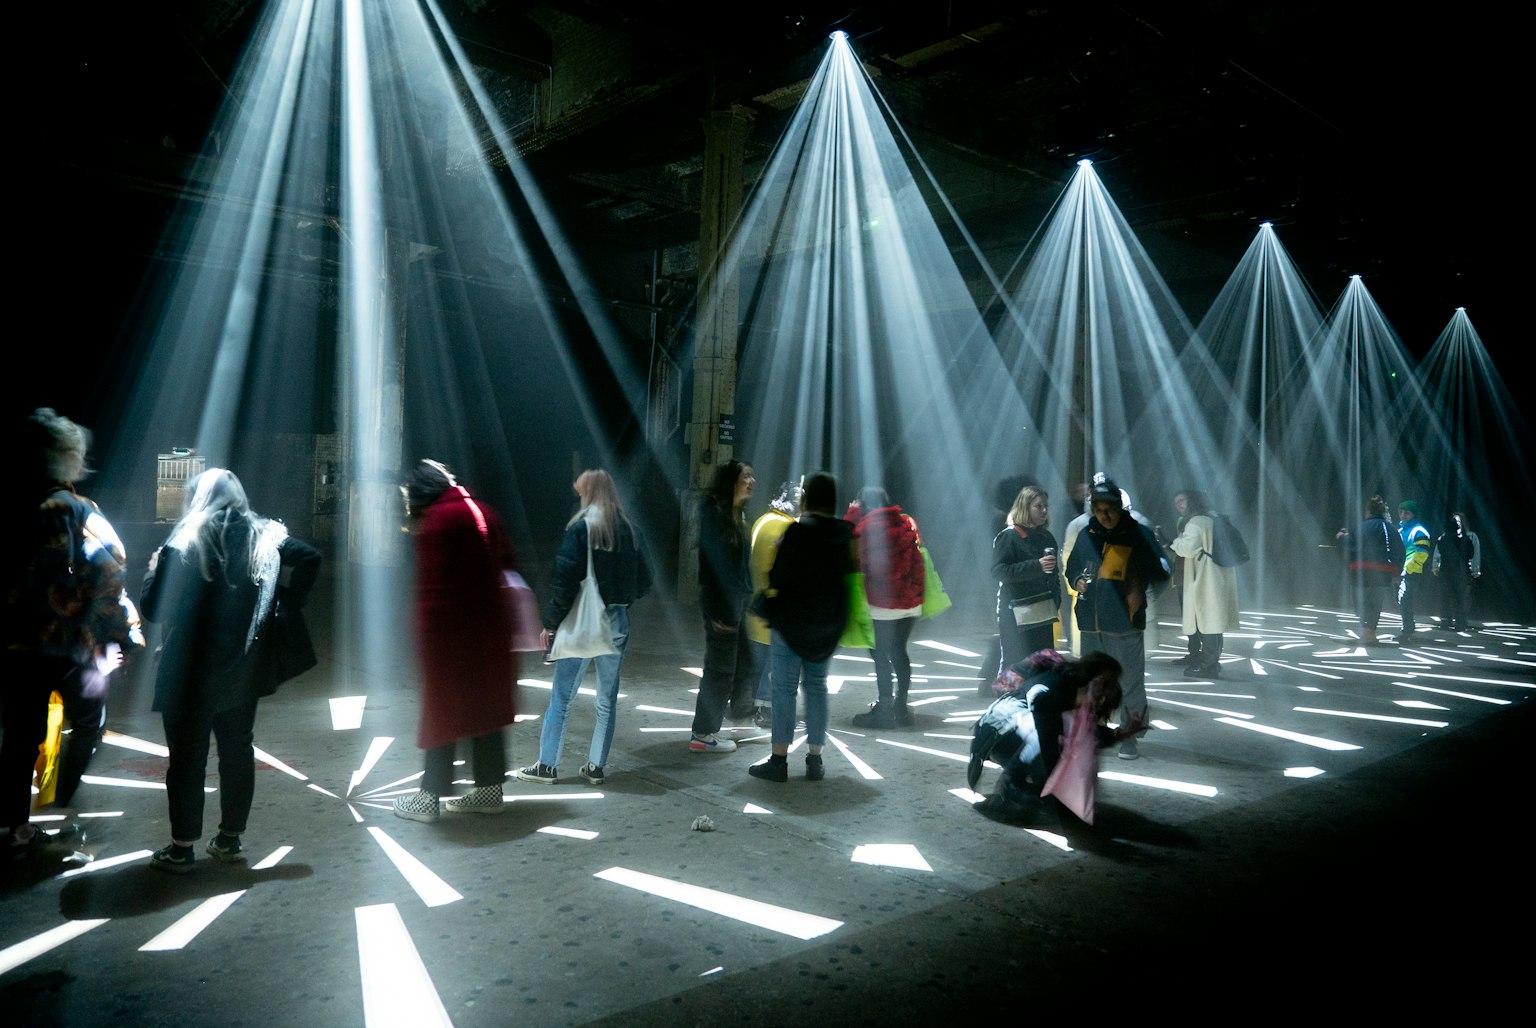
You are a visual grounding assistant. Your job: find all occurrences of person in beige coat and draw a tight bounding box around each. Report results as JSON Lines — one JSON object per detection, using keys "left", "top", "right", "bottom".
{"left": 1170, "top": 491, "right": 1239, "bottom": 678}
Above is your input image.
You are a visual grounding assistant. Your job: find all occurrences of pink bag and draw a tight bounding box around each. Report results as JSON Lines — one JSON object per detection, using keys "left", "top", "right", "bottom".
{"left": 503, "top": 571, "right": 543, "bottom": 652}
{"left": 1041, "top": 704, "right": 1100, "bottom": 824}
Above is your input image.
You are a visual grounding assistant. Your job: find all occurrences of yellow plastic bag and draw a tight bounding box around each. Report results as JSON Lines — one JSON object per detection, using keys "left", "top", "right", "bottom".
{"left": 32, "top": 690, "right": 65, "bottom": 810}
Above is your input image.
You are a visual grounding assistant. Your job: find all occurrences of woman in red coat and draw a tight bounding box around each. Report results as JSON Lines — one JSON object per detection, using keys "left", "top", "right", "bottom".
{"left": 394, "top": 460, "right": 518, "bottom": 822}
{"left": 847, "top": 486, "right": 924, "bottom": 728}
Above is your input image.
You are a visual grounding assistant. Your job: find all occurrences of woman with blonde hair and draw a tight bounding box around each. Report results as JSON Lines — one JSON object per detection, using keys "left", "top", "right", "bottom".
{"left": 516, "top": 469, "right": 650, "bottom": 785}
{"left": 141, "top": 468, "right": 320, "bottom": 870}
{"left": 990, "top": 484, "right": 1060, "bottom": 678}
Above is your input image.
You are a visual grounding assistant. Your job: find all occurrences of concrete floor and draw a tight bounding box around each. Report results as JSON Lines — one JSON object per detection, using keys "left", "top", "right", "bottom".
{"left": 3, "top": 603, "right": 1531, "bottom": 1025}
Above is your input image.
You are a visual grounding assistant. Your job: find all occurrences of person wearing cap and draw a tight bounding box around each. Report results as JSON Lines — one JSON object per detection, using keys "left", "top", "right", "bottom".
{"left": 1066, "top": 477, "right": 1169, "bottom": 759}
{"left": 1396, "top": 500, "right": 1431, "bottom": 637}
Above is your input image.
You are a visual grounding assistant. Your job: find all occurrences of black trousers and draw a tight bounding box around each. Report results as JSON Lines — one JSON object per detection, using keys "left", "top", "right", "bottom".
{"left": 692, "top": 619, "right": 758, "bottom": 736}
{"left": 870, "top": 617, "right": 916, "bottom": 703}
{"left": 423, "top": 730, "right": 505, "bottom": 795}
{"left": 162, "top": 700, "right": 258, "bottom": 842}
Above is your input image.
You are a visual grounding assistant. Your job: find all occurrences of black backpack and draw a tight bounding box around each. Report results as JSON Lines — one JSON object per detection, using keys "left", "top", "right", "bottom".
{"left": 1206, "top": 512, "right": 1250, "bottom": 567}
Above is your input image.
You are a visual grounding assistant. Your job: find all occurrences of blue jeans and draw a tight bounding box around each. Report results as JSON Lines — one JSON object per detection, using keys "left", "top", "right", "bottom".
{"left": 770, "top": 631, "right": 829, "bottom": 748}
{"left": 538, "top": 605, "right": 630, "bottom": 769}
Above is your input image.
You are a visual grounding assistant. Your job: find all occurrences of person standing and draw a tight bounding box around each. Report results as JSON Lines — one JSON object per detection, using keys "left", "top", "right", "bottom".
{"left": 1169, "top": 491, "right": 1240, "bottom": 678}
{"left": 3, "top": 409, "right": 142, "bottom": 852}
{"left": 1067, "top": 477, "right": 1169, "bottom": 759}
{"left": 1433, "top": 512, "right": 1481, "bottom": 632}
{"left": 1160, "top": 490, "right": 1197, "bottom": 665}
{"left": 1396, "top": 500, "right": 1431, "bottom": 637}
{"left": 848, "top": 487, "right": 924, "bottom": 729}
{"left": 689, "top": 460, "right": 757, "bottom": 753}
{"left": 990, "top": 484, "right": 1060, "bottom": 676}
{"left": 517, "top": 469, "right": 650, "bottom": 786}
{"left": 141, "top": 469, "right": 320, "bottom": 870}
{"left": 748, "top": 473, "right": 853, "bottom": 783}
{"left": 1336, "top": 495, "right": 1404, "bottom": 645}
{"left": 394, "top": 460, "right": 517, "bottom": 822}
{"left": 745, "top": 481, "right": 798, "bottom": 729}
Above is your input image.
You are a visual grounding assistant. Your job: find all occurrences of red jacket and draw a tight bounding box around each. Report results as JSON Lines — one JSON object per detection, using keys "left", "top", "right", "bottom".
{"left": 851, "top": 505, "right": 925, "bottom": 611}
{"left": 413, "top": 489, "right": 517, "bottom": 749}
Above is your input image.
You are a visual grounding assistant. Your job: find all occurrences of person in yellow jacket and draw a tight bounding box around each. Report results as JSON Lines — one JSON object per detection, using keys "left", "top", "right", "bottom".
{"left": 745, "top": 481, "right": 799, "bottom": 729}
{"left": 1396, "top": 500, "right": 1431, "bottom": 637}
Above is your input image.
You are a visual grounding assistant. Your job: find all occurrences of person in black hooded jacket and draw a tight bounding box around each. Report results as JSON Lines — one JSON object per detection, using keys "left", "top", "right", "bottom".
{"left": 748, "top": 472, "right": 853, "bottom": 782}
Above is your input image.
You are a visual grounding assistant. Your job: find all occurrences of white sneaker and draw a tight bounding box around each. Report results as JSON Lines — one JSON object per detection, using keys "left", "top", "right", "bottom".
{"left": 689, "top": 734, "right": 737, "bottom": 753}
{"left": 1118, "top": 738, "right": 1140, "bottom": 760}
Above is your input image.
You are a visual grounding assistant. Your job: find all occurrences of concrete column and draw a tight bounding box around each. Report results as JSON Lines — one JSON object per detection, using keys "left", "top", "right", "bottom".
{"left": 680, "top": 105, "right": 754, "bottom": 595}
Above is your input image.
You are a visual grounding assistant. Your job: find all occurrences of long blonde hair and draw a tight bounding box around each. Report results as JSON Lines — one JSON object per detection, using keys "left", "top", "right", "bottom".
{"left": 168, "top": 468, "right": 287, "bottom": 584}
{"left": 569, "top": 469, "right": 629, "bottom": 551}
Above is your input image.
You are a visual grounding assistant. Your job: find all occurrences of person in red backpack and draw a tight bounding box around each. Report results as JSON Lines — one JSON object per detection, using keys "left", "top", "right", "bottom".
{"left": 847, "top": 487, "right": 924, "bottom": 728}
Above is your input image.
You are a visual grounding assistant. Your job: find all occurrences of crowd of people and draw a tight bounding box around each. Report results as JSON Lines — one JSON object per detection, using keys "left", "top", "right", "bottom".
{"left": 3, "top": 405, "right": 1490, "bottom": 861}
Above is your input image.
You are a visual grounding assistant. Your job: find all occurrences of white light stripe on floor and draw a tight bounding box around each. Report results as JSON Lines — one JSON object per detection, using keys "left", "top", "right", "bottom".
{"left": 639, "top": 727, "right": 693, "bottom": 733}
{"left": 308, "top": 784, "right": 340, "bottom": 798}
{"left": 348, "top": 737, "right": 395, "bottom": 795}
{"left": 1394, "top": 682, "right": 1509, "bottom": 705}
{"left": 357, "top": 801, "right": 394, "bottom": 811}
{"left": 877, "top": 739, "right": 969, "bottom": 763}
{"left": 1251, "top": 660, "right": 1267, "bottom": 675}
{"left": 356, "top": 771, "right": 424, "bottom": 798}
{"left": 1097, "top": 771, "right": 1218, "bottom": 797}
{"left": 1274, "top": 663, "right": 1344, "bottom": 680}
{"left": 140, "top": 891, "right": 247, "bottom": 951}
{"left": 1293, "top": 706, "right": 1449, "bottom": 727}
{"left": 825, "top": 675, "right": 847, "bottom": 694}
{"left": 699, "top": 966, "right": 725, "bottom": 976}
{"left": 251, "top": 846, "right": 292, "bottom": 870}
{"left": 1284, "top": 766, "right": 1326, "bottom": 778}
{"left": 594, "top": 866, "right": 842, "bottom": 940}
{"left": 905, "top": 695, "right": 958, "bottom": 707}
{"left": 57, "top": 849, "right": 154, "bottom": 879}
{"left": 79, "top": 775, "right": 163, "bottom": 790}
{"left": 1214, "top": 717, "right": 1362, "bottom": 750}
{"left": 635, "top": 704, "right": 695, "bottom": 717}
{"left": 1414, "top": 672, "right": 1533, "bottom": 688}
{"left": 329, "top": 696, "right": 367, "bottom": 730}
{"left": 102, "top": 731, "right": 170, "bottom": 757}
{"left": 355, "top": 904, "right": 453, "bottom": 1028}
{"left": 743, "top": 803, "right": 772, "bottom": 814}
{"left": 348, "top": 804, "right": 365, "bottom": 822}
{"left": 833, "top": 653, "right": 875, "bottom": 663}
{"left": 948, "top": 787, "right": 985, "bottom": 804}
{"left": 1025, "top": 829, "right": 1073, "bottom": 851}
{"left": 0, "top": 920, "right": 109, "bottom": 975}
{"left": 77, "top": 811, "right": 123, "bottom": 818}
{"left": 913, "top": 640, "right": 981, "bottom": 657}
{"left": 1396, "top": 699, "right": 1449, "bottom": 710}
{"left": 366, "top": 828, "right": 462, "bottom": 907}
{"left": 680, "top": 667, "right": 703, "bottom": 677}
{"left": 1150, "top": 698, "right": 1253, "bottom": 719}
{"left": 253, "top": 747, "right": 308, "bottom": 781}
{"left": 851, "top": 844, "right": 932, "bottom": 871}
{"left": 504, "top": 792, "right": 604, "bottom": 804}
{"left": 537, "top": 826, "right": 599, "bottom": 840}
{"left": 924, "top": 733, "right": 972, "bottom": 740}
{"left": 822, "top": 733, "right": 883, "bottom": 780}
{"left": 933, "top": 659, "right": 982, "bottom": 670}
{"left": 1147, "top": 689, "right": 1257, "bottom": 699}
{"left": 1149, "top": 719, "right": 1178, "bottom": 731}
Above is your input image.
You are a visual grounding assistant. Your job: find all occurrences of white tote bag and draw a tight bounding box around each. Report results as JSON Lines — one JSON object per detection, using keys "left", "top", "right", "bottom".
{"left": 548, "top": 537, "right": 619, "bottom": 660}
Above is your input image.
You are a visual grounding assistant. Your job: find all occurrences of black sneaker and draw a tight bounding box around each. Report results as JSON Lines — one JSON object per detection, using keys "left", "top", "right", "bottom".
{"left": 514, "top": 763, "right": 558, "bottom": 785}
{"left": 151, "top": 844, "right": 195, "bottom": 874}
{"left": 748, "top": 757, "right": 788, "bottom": 782}
{"left": 207, "top": 833, "right": 245, "bottom": 863}
{"left": 579, "top": 763, "right": 605, "bottom": 785}
{"left": 805, "top": 753, "right": 825, "bottom": 781}
{"left": 894, "top": 701, "right": 912, "bottom": 727}
{"left": 851, "top": 702, "right": 898, "bottom": 729}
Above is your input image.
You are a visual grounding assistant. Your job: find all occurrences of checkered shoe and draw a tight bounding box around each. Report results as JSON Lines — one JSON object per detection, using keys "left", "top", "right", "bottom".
{"left": 445, "top": 785, "right": 505, "bottom": 814}
{"left": 393, "top": 789, "right": 440, "bottom": 823}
